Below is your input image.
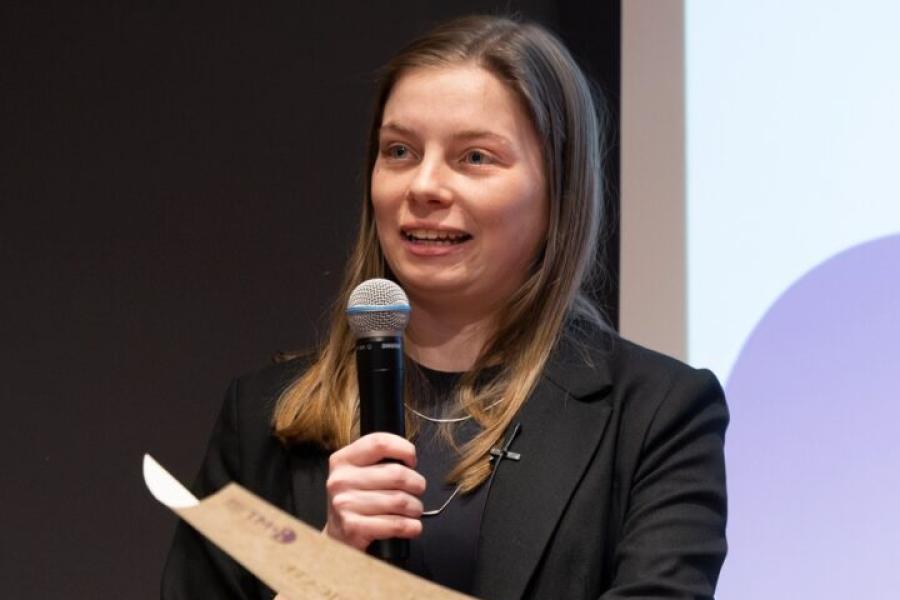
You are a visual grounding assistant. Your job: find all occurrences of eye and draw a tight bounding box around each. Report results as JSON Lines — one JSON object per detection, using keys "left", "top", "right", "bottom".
{"left": 464, "top": 149, "right": 492, "bottom": 166}
{"left": 385, "top": 144, "right": 411, "bottom": 160}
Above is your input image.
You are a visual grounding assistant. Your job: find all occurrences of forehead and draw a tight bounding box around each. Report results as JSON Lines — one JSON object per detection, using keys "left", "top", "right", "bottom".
{"left": 380, "top": 64, "right": 534, "bottom": 139}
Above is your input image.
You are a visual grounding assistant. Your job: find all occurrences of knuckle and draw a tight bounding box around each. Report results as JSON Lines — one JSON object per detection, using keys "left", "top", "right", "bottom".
{"left": 402, "top": 439, "right": 417, "bottom": 457}
{"left": 389, "top": 491, "right": 409, "bottom": 513}
{"left": 342, "top": 514, "right": 361, "bottom": 536}
{"left": 369, "top": 434, "right": 390, "bottom": 455}
{"left": 326, "top": 471, "right": 351, "bottom": 496}
{"left": 392, "top": 519, "right": 407, "bottom": 536}
{"left": 397, "top": 494, "right": 420, "bottom": 517}
{"left": 399, "top": 518, "right": 421, "bottom": 538}
{"left": 325, "top": 475, "right": 341, "bottom": 494}
{"left": 388, "top": 464, "right": 409, "bottom": 488}
{"left": 409, "top": 497, "right": 424, "bottom": 517}
{"left": 331, "top": 492, "right": 352, "bottom": 512}
{"left": 328, "top": 452, "right": 343, "bottom": 471}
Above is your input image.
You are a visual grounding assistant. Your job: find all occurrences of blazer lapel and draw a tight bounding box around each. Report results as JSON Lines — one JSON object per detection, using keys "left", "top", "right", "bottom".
{"left": 473, "top": 331, "right": 614, "bottom": 600}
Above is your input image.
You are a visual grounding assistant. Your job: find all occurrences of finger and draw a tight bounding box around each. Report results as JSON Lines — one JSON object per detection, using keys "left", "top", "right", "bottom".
{"left": 327, "top": 462, "right": 426, "bottom": 496}
{"left": 341, "top": 513, "right": 423, "bottom": 545}
{"left": 330, "top": 489, "right": 424, "bottom": 518}
{"left": 330, "top": 433, "right": 417, "bottom": 469}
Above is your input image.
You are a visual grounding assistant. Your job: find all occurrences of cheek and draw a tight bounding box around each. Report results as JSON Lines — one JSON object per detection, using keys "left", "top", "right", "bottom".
{"left": 371, "top": 203, "right": 395, "bottom": 253}
{"left": 482, "top": 181, "right": 548, "bottom": 246}
{"left": 370, "top": 172, "right": 396, "bottom": 225}
{"left": 370, "top": 175, "right": 406, "bottom": 262}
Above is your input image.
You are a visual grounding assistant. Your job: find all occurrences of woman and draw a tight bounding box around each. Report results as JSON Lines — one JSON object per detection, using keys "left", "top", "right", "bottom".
{"left": 163, "top": 15, "right": 728, "bottom": 600}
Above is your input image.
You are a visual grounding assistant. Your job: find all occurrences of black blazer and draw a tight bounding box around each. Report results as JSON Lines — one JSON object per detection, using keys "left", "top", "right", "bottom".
{"left": 162, "top": 327, "right": 728, "bottom": 599}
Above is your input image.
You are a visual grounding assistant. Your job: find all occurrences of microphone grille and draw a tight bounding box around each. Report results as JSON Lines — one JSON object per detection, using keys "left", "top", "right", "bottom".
{"left": 346, "top": 278, "right": 410, "bottom": 338}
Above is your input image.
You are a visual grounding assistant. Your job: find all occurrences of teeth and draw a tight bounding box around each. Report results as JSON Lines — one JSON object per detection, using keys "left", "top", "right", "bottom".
{"left": 403, "top": 229, "right": 469, "bottom": 242}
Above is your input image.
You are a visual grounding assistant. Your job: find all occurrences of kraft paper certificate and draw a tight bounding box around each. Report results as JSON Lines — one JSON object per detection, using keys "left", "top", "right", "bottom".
{"left": 143, "top": 454, "right": 472, "bottom": 600}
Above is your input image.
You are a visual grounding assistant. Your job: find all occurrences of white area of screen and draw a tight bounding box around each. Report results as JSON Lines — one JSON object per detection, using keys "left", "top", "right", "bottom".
{"left": 685, "top": 0, "right": 900, "bottom": 383}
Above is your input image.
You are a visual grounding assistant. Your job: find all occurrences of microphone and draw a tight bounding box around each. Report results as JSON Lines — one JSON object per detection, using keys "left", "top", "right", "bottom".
{"left": 346, "top": 278, "right": 411, "bottom": 564}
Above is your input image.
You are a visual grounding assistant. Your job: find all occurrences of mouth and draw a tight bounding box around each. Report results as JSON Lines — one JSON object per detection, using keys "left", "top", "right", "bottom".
{"left": 401, "top": 228, "right": 473, "bottom": 246}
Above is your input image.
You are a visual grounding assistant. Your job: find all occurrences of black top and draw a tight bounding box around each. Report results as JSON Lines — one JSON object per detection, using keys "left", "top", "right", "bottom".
{"left": 405, "top": 365, "right": 491, "bottom": 594}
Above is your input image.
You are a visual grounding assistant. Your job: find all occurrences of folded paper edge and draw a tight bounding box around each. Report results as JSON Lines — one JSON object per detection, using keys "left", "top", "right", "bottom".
{"left": 143, "top": 453, "right": 200, "bottom": 509}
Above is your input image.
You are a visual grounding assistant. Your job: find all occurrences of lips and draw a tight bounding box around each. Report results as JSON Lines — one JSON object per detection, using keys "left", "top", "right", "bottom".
{"left": 401, "top": 228, "right": 472, "bottom": 245}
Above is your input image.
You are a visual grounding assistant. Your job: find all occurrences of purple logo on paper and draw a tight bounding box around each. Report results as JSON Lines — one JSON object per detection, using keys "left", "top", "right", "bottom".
{"left": 274, "top": 528, "right": 297, "bottom": 544}
{"left": 717, "top": 234, "right": 900, "bottom": 599}
{"left": 225, "top": 497, "right": 298, "bottom": 545}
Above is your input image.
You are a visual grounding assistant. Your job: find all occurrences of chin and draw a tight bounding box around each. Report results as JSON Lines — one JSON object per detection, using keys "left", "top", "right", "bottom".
{"left": 393, "top": 271, "right": 470, "bottom": 297}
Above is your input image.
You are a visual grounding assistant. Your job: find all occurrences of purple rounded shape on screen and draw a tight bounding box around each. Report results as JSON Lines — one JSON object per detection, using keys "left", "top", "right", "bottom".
{"left": 717, "top": 234, "right": 900, "bottom": 599}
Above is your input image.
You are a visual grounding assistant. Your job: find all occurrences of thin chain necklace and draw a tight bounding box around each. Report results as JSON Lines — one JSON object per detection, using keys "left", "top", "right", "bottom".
{"left": 404, "top": 398, "right": 503, "bottom": 423}
{"left": 406, "top": 360, "right": 503, "bottom": 423}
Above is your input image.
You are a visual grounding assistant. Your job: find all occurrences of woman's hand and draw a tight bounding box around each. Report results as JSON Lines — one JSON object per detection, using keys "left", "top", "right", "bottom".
{"left": 323, "top": 432, "right": 426, "bottom": 550}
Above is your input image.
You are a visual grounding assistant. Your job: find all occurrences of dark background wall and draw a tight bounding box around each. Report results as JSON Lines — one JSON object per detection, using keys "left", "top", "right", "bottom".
{"left": 0, "top": 1, "right": 619, "bottom": 596}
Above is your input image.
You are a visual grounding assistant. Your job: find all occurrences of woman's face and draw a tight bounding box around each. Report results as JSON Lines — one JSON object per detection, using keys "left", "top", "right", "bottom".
{"left": 371, "top": 64, "right": 548, "bottom": 314}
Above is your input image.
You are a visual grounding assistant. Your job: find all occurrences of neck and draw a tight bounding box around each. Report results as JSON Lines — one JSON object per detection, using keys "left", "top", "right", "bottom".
{"left": 404, "top": 299, "right": 497, "bottom": 372}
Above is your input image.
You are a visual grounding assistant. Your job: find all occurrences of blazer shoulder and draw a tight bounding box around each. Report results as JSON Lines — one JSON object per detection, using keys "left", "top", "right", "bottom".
{"left": 610, "top": 336, "right": 707, "bottom": 382}
{"left": 607, "top": 336, "right": 728, "bottom": 437}
{"left": 230, "top": 353, "right": 313, "bottom": 406}
{"left": 544, "top": 321, "right": 716, "bottom": 400}
{"left": 218, "top": 353, "right": 315, "bottom": 446}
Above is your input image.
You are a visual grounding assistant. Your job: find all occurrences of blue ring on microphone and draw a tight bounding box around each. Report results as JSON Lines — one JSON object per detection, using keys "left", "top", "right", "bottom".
{"left": 346, "top": 303, "right": 411, "bottom": 314}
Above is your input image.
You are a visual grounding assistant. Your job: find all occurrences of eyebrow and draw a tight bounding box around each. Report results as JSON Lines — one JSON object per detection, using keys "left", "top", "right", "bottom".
{"left": 379, "top": 122, "right": 513, "bottom": 149}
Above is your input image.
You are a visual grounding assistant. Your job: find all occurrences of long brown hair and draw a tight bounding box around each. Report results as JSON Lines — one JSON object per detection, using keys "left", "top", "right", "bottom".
{"left": 273, "top": 15, "right": 607, "bottom": 492}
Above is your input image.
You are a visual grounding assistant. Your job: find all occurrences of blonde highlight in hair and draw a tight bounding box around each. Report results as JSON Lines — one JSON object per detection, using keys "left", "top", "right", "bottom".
{"left": 273, "top": 15, "right": 607, "bottom": 492}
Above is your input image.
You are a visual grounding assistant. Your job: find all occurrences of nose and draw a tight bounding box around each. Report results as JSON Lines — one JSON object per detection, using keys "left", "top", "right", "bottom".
{"left": 407, "top": 154, "right": 453, "bottom": 207}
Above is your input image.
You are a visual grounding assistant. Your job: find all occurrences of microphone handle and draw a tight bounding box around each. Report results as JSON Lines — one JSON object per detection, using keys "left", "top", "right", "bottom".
{"left": 355, "top": 335, "right": 408, "bottom": 564}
